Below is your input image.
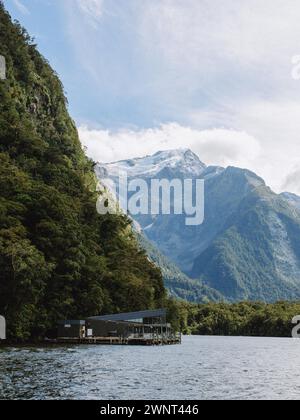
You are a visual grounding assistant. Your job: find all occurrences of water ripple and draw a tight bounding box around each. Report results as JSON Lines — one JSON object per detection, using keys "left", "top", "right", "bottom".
{"left": 1, "top": 336, "right": 300, "bottom": 400}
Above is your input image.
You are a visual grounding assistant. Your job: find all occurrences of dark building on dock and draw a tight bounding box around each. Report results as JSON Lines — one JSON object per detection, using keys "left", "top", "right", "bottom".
{"left": 57, "top": 320, "right": 86, "bottom": 339}
{"left": 57, "top": 309, "right": 180, "bottom": 345}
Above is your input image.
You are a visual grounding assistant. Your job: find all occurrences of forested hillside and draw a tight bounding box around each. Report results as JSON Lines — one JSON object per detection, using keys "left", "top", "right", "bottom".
{"left": 174, "top": 301, "right": 300, "bottom": 337}
{"left": 0, "top": 3, "right": 166, "bottom": 341}
{"left": 137, "top": 233, "right": 225, "bottom": 303}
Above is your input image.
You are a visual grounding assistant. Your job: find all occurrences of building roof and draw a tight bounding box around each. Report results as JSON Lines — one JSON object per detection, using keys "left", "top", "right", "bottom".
{"left": 87, "top": 309, "right": 167, "bottom": 322}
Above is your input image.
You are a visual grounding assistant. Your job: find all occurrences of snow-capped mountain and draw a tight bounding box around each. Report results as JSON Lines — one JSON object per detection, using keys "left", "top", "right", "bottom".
{"left": 96, "top": 149, "right": 207, "bottom": 179}
{"left": 96, "top": 149, "right": 300, "bottom": 303}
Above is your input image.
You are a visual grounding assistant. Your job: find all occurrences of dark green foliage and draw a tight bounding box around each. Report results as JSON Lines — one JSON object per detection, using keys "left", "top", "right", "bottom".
{"left": 0, "top": 3, "right": 166, "bottom": 341}
{"left": 138, "top": 233, "right": 225, "bottom": 303}
{"left": 175, "top": 300, "right": 300, "bottom": 337}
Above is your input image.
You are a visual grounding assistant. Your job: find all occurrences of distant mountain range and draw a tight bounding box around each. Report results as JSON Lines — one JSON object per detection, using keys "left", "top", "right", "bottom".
{"left": 97, "top": 149, "right": 300, "bottom": 303}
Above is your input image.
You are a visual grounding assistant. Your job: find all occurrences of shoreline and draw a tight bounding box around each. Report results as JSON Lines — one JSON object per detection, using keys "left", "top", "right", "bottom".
{"left": 0, "top": 334, "right": 296, "bottom": 348}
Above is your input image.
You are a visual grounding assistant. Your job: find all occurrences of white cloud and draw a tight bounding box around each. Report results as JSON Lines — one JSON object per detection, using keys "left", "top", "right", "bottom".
{"left": 63, "top": 0, "right": 300, "bottom": 113}
{"left": 79, "top": 119, "right": 300, "bottom": 195}
{"left": 187, "top": 100, "right": 300, "bottom": 193}
{"left": 13, "top": 0, "right": 30, "bottom": 15}
{"left": 76, "top": 0, "right": 104, "bottom": 26}
{"left": 134, "top": 0, "right": 300, "bottom": 105}
{"left": 62, "top": 1, "right": 300, "bottom": 195}
{"left": 138, "top": 0, "right": 300, "bottom": 73}
{"left": 79, "top": 122, "right": 261, "bottom": 172}
{"left": 282, "top": 168, "right": 300, "bottom": 195}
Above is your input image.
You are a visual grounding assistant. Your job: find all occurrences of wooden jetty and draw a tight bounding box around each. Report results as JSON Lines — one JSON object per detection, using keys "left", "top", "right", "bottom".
{"left": 56, "top": 335, "right": 181, "bottom": 346}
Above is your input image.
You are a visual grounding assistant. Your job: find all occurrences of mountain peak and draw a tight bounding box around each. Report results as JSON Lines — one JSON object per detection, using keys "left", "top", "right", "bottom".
{"left": 153, "top": 147, "right": 196, "bottom": 158}
{"left": 98, "top": 148, "right": 206, "bottom": 178}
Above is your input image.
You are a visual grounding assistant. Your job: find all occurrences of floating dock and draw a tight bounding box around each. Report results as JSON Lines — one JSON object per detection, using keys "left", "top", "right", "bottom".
{"left": 56, "top": 335, "right": 181, "bottom": 346}
{"left": 56, "top": 309, "right": 181, "bottom": 346}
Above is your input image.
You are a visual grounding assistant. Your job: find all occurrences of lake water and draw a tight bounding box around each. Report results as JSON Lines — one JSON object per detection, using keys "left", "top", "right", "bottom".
{"left": 1, "top": 336, "right": 300, "bottom": 400}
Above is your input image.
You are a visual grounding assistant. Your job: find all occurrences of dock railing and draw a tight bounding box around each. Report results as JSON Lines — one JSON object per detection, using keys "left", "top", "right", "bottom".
{"left": 127, "top": 328, "right": 181, "bottom": 344}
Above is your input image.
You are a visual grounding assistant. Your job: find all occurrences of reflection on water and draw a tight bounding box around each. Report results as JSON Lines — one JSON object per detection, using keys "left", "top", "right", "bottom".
{"left": 1, "top": 336, "right": 300, "bottom": 400}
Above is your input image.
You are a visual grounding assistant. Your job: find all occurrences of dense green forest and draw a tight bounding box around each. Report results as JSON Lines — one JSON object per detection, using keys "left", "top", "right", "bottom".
{"left": 170, "top": 300, "right": 300, "bottom": 337}
{"left": 137, "top": 233, "right": 225, "bottom": 303}
{"left": 0, "top": 3, "right": 166, "bottom": 341}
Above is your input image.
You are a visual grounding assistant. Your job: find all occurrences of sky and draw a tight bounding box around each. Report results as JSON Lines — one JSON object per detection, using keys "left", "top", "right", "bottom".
{"left": 5, "top": 0, "right": 300, "bottom": 194}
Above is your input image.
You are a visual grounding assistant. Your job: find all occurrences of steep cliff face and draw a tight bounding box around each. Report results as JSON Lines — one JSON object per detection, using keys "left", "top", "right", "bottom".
{"left": 0, "top": 3, "right": 166, "bottom": 341}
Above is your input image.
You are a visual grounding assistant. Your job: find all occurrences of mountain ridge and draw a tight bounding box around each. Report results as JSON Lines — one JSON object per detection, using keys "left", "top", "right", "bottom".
{"left": 97, "top": 148, "right": 207, "bottom": 179}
